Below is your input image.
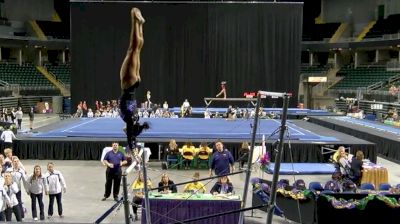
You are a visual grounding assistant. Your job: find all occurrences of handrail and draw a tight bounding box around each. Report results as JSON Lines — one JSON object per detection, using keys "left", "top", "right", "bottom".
{"left": 367, "top": 81, "right": 383, "bottom": 91}
{"left": 0, "top": 80, "right": 9, "bottom": 87}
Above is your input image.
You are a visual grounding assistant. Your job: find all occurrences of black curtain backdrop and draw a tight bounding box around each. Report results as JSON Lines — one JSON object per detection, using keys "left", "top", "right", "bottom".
{"left": 71, "top": 2, "right": 302, "bottom": 109}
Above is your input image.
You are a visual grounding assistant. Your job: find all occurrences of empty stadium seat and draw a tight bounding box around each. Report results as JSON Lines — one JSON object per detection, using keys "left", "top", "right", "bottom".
{"left": 379, "top": 183, "right": 391, "bottom": 191}
{"left": 0, "top": 62, "right": 53, "bottom": 86}
{"left": 360, "top": 183, "right": 375, "bottom": 191}
{"left": 331, "top": 66, "right": 400, "bottom": 89}
{"left": 44, "top": 63, "right": 71, "bottom": 84}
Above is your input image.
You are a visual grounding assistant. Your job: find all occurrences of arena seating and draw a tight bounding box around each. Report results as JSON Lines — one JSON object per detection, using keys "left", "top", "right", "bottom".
{"left": 0, "top": 63, "right": 53, "bottom": 86}
{"left": 365, "top": 14, "right": 400, "bottom": 39}
{"left": 300, "top": 65, "right": 329, "bottom": 75}
{"left": 331, "top": 66, "right": 400, "bottom": 89}
{"left": 44, "top": 63, "right": 71, "bottom": 84}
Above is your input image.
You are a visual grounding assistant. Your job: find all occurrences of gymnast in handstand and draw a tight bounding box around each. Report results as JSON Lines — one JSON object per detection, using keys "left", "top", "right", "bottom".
{"left": 119, "top": 8, "right": 148, "bottom": 151}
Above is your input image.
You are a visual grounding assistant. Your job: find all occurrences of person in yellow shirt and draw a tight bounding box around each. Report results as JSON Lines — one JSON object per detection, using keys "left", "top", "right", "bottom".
{"left": 197, "top": 142, "right": 212, "bottom": 161}
{"left": 181, "top": 142, "right": 196, "bottom": 170}
{"left": 131, "top": 172, "right": 152, "bottom": 221}
{"left": 183, "top": 172, "right": 206, "bottom": 193}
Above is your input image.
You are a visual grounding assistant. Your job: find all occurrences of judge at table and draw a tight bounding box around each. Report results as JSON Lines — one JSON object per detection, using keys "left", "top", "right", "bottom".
{"left": 210, "top": 176, "right": 233, "bottom": 195}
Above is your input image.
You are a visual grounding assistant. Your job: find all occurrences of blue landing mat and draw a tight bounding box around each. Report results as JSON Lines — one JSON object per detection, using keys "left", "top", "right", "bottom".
{"left": 265, "top": 163, "right": 336, "bottom": 175}
{"left": 332, "top": 116, "right": 400, "bottom": 136}
{"left": 32, "top": 118, "right": 339, "bottom": 142}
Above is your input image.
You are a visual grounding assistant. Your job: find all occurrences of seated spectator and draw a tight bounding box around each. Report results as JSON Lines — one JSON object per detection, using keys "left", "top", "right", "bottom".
{"left": 181, "top": 99, "right": 191, "bottom": 117}
{"left": 350, "top": 150, "right": 364, "bottom": 186}
{"left": 324, "top": 180, "right": 341, "bottom": 193}
{"left": 181, "top": 142, "right": 196, "bottom": 170}
{"left": 204, "top": 109, "right": 211, "bottom": 119}
{"left": 131, "top": 173, "right": 152, "bottom": 221}
{"left": 165, "top": 139, "right": 179, "bottom": 166}
{"left": 332, "top": 146, "right": 346, "bottom": 163}
{"left": 158, "top": 173, "right": 177, "bottom": 193}
{"left": 163, "top": 101, "right": 169, "bottom": 111}
{"left": 238, "top": 141, "right": 250, "bottom": 169}
{"left": 94, "top": 110, "right": 101, "bottom": 117}
{"left": 210, "top": 176, "right": 233, "bottom": 195}
{"left": 342, "top": 179, "right": 356, "bottom": 193}
{"left": 183, "top": 172, "right": 206, "bottom": 193}
{"left": 226, "top": 105, "right": 236, "bottom": 119}
{"left": 292, "top": 179, "right": 306, "bottom": 191}
{"left": 74, "top": 105, "right": 83, "bottom": 118}
{"left": 87, "top": 108, "right": 94, "bottom": 118}
{"left": 197, "top": 142, "right": 211, "bottom": 161}
{"left": 338, "top": 149, "right": 351, "bottom": 177}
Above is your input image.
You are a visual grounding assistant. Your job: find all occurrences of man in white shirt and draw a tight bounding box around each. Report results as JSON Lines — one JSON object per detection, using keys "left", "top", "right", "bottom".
{"left": 1, "top": 127, "right": 16, "bottom": 149}
{"left": 15, "top": 107, "right": 23, "bottom": 130}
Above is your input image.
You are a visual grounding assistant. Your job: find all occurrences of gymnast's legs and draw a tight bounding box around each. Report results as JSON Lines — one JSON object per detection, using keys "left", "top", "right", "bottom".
{"left": 119, "top": 8, "right": 148, "bottom": 151}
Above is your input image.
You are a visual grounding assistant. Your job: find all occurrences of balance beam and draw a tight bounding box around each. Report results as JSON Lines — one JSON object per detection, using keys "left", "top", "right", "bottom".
{"left": 204, "top": 97, "right": 258, "bottom": 108}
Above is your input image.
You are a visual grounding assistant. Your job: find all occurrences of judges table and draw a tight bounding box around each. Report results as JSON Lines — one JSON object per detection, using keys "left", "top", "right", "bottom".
{"left": 361, "top": 162, "right": 388, "bottom": 188}
{"left": 141, "top": 193, "right": 241, "bottom": 224}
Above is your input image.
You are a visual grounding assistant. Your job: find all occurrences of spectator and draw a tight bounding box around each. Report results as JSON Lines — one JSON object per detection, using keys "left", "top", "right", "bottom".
{"left": 197, "top": 142, "right": 212, "bottom": 161}
{"left": 0, "top": 154, "right": 11, "bottom": 173}
{"left": 165, "top": 139, "right": 179, "bottom": 166}
{"left": 82, "top": 101, "right": 88, "bottom": 117}
{"left": 1, "top": 127, "right": 17, "bottom": 149}
{"left": 204, "top": 109, "right": 211, "bottom": 119}
{"left": 0, "top": 179, "right": 8, "bottom": 221}
{"left": 26, "top": 165, "right": 46, "bottom": 221}
{"left": 102, "top": 142, "right": 127, "bottom": 202}
{"left": 209, "top": 140, "right": 235, "bottom": 177}
{"left": 332, "top": 146, "right": 346, "bottom": 162}
{"left": 163, "top": 101, "right": 169, "bottom": 111}
{"left": 6, "top": 157, "right": 26, "bottom": 220}
{"left": 87, "top": 109, "right": 94, "bottom": 118}
{"left": 3, "top": 149, "right": 24, "bottom": 171}
{"left": 10, "top": 108, "right": 16, "bottom": 124}
{"left": 131, "top": 172, "right": 152, "bottom": 221}
{"left": 238, "top": 141, "right": 250, "bottom": 169}
{"left": 45, "top": 162, "right": 67, "bottom": 218}
{"left": 3, "top": 172, "right": 22, "bottom": 222}
{"left": 181, "top": 142, "right": 196, "bottom": 170}
{"left": 15, "top": 107, "right": 23, "bottom": 130}
{"left": 28, "top": 107, "right": 34, "bottom": 130}
{"left": 210, "top": 176, "right": 233, "bottom": 195}
{"left": 183, "top": 172, "right": 206, "bottom": 193}
{"left": 338, "top": 149, "right": 351, "bottom": 177}
{"left": 158, "top": 173, "right": 177, "bottom": 193}
{"left": 350, "top": 150, "right": 364, "bottom": 186}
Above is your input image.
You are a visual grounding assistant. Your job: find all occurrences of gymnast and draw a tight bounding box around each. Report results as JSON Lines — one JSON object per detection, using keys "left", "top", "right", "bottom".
{"left": 119, "top": 7, "right": 148, "bottom": 152}
{"left": 216, "top": 81, "right": 227, "bottom": 99}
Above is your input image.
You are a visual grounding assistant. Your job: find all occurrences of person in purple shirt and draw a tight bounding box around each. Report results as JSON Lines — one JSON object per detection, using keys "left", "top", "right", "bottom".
{"left": 102, "top": 142, "right": 127, "bottom": 201}
{"left": 209, "top": 140, "right": 235, "bottom": 177}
